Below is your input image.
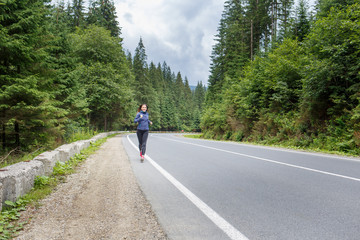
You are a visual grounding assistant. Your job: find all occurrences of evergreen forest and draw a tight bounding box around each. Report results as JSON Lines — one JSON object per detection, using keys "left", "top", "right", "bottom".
{"left": 0, "top": 0, "right": 206, "bottom": 158}
{"left": 1, "top": 0, "right": 360, "bottom": 160}
{"left": 203, "top": 0, "right": 360, "bottom": 155}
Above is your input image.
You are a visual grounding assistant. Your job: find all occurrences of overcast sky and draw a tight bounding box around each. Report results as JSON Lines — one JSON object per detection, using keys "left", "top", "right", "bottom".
{"left": 115, "top": 0, "right": 225, "bottom": 86}
{"left": 115, "top": 0, "right": 315, "bottom": 86}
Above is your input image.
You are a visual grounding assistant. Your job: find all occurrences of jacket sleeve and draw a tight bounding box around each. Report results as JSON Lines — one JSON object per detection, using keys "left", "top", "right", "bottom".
{"left": 134, "top": 113, "right": 140, "bottom": 123}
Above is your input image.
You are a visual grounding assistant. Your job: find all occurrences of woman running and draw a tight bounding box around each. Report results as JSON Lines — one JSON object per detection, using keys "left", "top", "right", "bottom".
{"left": 134, "top": 104, "right": 152, "bottom": 162}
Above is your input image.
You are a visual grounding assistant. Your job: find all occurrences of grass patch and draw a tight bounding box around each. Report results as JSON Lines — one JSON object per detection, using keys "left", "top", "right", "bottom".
{"left": 0, "top": 129, "right": 100, "bottom": 169}
{"left": 186, "top": 132, "right": 359, "bottom": 157}
{"left": 0, "top": 134, "right": 116, "bottom": 239}
{"left": 0, "top": 148, "right": 46, "bottom": 169}
{"left": 65, "top": 128, "right": 98, "bottom": 143}
{"left": 0, "top": 199, "right": 29, "bottom": 240}
{"left": 183, "top": 133, "right": 203, "bottom": 139}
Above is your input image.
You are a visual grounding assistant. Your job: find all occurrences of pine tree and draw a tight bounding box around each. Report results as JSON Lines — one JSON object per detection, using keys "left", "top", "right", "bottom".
{"left": 194, "top": 82, "right": 206, "bottom": 110}
{"left": 87, "top": 0, "right": 121, "bottom": 38}
{"left": 72, "top": 0, "right": 85, "bottom": 28}
{"left": 132, "top": 38, "right": 157, "bottom": 110}
{"left": 293, "top": 0, "right": 311, "bottom": 42}
{"left": 133, "top": 37, "right": 148, "bottom": 103}
{"left": 46, "top": 1, "right": 89, "bottom": 127}
{"left": 181, "top": 77, "right": 193, "bottom": 128}
{"left": 207, "top": 0, "right": 250, "bottom": 104}
{"left": 315, "top": 0, "right": 356, "bottom": 18}
{"left": 0, "top": 0, "right": 66, "bottom": 150}
{"left": 126, "top": 50, "right": 133, "bottom": 70}
{"left": 246, "top": 0, "right": 271, "bottom": 57}
{"left": 277, "top": 0, "right": 295, "bottom": 40}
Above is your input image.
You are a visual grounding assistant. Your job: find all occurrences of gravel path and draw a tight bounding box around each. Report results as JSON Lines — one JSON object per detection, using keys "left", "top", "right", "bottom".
{"left": 15, "top": 134, "right": 168, "bottom": 240}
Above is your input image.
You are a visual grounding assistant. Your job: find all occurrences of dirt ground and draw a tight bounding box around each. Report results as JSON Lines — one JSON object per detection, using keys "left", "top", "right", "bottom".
{"left": 15, "top": 134, "right": 168, "bottom": 240}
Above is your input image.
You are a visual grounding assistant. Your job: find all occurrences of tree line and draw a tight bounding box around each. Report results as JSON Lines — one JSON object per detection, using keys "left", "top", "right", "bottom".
{"left": 129, "top": 37, "right": 206, "bottom": 132}
{"left": 0, "top": 0, "right": 206, "bottom": 154}
{"left": 203, "top": 0, "right": 360, "bottom": 154}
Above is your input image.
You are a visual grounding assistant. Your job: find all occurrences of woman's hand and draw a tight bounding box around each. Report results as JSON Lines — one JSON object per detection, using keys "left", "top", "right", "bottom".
{"left": 150, "top": 121, "right": 153, "bottom": 125}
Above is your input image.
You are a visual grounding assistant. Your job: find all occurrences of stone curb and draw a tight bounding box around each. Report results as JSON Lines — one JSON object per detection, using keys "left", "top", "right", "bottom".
{"left": 0, "top": 131, "right": 123, "bottom": 209}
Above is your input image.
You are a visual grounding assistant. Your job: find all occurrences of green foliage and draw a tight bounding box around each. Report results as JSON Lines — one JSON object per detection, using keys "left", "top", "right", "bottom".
{"left": 34, "top": 176, "right": 56, "bottom": 189}
{"left": 53, "top": 161, "right": 74, "bottom": 175}
{"left": 202, "top": 2, "right": 360, "bottom": 156}
{"left": 0, "top": 0, "right": 203, "bottom": 156}
{"left": 70, "top": 25, "right": 123, "bottom": 64}
{"left": 87, "top": 0, "right": 121, "bottom": 37}
{"left": 302, "top": 3, "right": 360, "bottom": 124}
{"left": 0, "top": 0, "right": 67, "bottom": 152}
{"left": 64, "top": 125, "right": 97, "bottom": 143}
{"left": 291, "top": 0, "right": 311, "bottom": 42}
{"left": 127, "top": 38, "right": 205, "bottom": 131}
{"left": 201, "top": 103, "right": 228, "bottom": 138}
{"left": 67, "top": 25, "right": 134, "bottom": 131}
{"left": 184, "top": 134, "right": 203, "bottom": 139}
{"left": 52, "top": 152, "right": 87, "bottom": 176}
{"left": 315, "top": 0, "right": 356, "bottom": 18}
{"left": 0, "top": 199, "right": 28, "bottom": 239}
{"left": 0, "top": 135, "right": 111, "bottom": 239}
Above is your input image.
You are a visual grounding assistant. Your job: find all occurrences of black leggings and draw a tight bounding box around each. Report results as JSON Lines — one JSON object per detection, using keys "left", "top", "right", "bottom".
{"left": 136, "top": 130, "right": 149, "bottom": 155}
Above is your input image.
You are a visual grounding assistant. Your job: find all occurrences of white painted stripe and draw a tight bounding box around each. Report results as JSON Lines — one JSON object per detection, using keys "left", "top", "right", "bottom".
{"left": 200, "top": 137, "right": 360, "bottom": 163}
{"left": 155, "top": 135, "right": 360, "bottom": 183}
{"left": 151, "top": 134, "right": 360, "bottom": 163}
{"left": 127, "top": 135, "right": 249, "bottom": 240}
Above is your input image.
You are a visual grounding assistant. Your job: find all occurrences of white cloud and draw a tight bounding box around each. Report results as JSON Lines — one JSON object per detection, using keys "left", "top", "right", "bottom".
{"left": 115, "top": 0, "right": 316, "bottom": 86}
{"left": 115, "top": 0, "right": 225, "bottom": 86}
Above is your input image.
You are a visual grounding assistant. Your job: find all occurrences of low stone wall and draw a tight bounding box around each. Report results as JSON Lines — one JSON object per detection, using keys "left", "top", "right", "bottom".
{"left": 0, "top": 131, "right": 122, "bottom": 209}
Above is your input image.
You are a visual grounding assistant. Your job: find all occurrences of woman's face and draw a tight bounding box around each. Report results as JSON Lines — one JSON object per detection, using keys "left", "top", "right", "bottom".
{"left": 141, "top": 105, "right": 147, "bottom": 112}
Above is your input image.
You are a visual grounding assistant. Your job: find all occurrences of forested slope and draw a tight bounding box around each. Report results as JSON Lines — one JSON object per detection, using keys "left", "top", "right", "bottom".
{"left": 0, "top": 0, "right": 205, "bottom": 156}
{"left": 202, "top": 0, "right": 360, "bottom": 155}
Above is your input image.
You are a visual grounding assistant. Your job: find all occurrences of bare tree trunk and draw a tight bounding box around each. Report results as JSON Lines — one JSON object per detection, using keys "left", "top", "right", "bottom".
{"left": 251, "top": 19, "right": 254, "bottom": 60}
{"left": 271, "top": 0, "right": 278, "bottom": 42}
{"left": 2, "top": 122, "right": 5, "bottom": 151}
{"left": 274, "top": 0, "right": 278, "bottom": 40}
{"left": 271, "top": 0, "right": 274, "bottom": 41}
{"left": 104, "top": 115, "right": 107, "bottom": 131}
{"left": 15, "top": 121, "right": 20, "bottom": 148}
{"left": 265, "top": 31, "right": 268, "bottom": 51}
{"left": 56, "top": 6, "right": 59, "bottom": 24}
{"left": 284, "top": 3, "right": 287, "bottom": 28}
{"left": 256, "top": 0, "right": 260, "bottom": 54}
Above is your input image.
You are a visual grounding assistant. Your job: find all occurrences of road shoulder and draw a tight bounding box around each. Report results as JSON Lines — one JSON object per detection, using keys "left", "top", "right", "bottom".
{"left": 15, "top": 134, "right": 168, "bottom": 240}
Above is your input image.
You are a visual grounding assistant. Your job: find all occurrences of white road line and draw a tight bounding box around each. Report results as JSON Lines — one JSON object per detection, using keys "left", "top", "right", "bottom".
{"left": 127, "top": 135, "right": 249, "bottom": 240}
{"left": 188, "top": 137, "right": 360, "bottom": 162}
{"left": 151, "top": 134, "right": 360, "bottom": 162}
{"left": 154, "top": 135, "right": 360, "bottom": 183}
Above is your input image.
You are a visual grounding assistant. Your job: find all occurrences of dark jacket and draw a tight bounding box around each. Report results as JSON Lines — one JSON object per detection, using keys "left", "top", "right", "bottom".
{"left": 134, "top": 111, "right": 151, "bottom": 130}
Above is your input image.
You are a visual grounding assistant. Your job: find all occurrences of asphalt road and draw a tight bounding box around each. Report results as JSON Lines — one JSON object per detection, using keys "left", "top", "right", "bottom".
{"left": 122, "top": 133, "right": 360, "bottom": 240}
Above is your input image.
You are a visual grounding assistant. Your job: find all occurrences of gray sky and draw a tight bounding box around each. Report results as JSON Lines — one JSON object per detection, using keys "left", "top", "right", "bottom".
{"left": 115, "top": 0, "right": 315, "bottom": 86}
{"left": 115, "top": 0, "right": 225, "bottom": 86}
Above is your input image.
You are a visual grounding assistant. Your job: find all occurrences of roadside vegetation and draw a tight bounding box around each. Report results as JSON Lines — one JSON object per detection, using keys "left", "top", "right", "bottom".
{"left": 2, "top": 0, "right": 358, "bottom": 185}
{"left": 202, "top": 1, "right": 360, "bottom": 156}
{"left": 0, "top": 128, "right": 98, "bottom": 169}
{"left": 184, "top": 133, "right": 359, "bottom": 158}
{"left": 0, "top": 0, "right": 206, "bottom": 166}
{"left": 0, "top": 134, "right": 113, "bottom": 239}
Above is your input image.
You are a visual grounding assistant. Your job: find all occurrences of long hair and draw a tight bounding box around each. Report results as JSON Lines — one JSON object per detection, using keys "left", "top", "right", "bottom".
{"left": 137, "top": 104, "right": 148, "bottom": 113}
